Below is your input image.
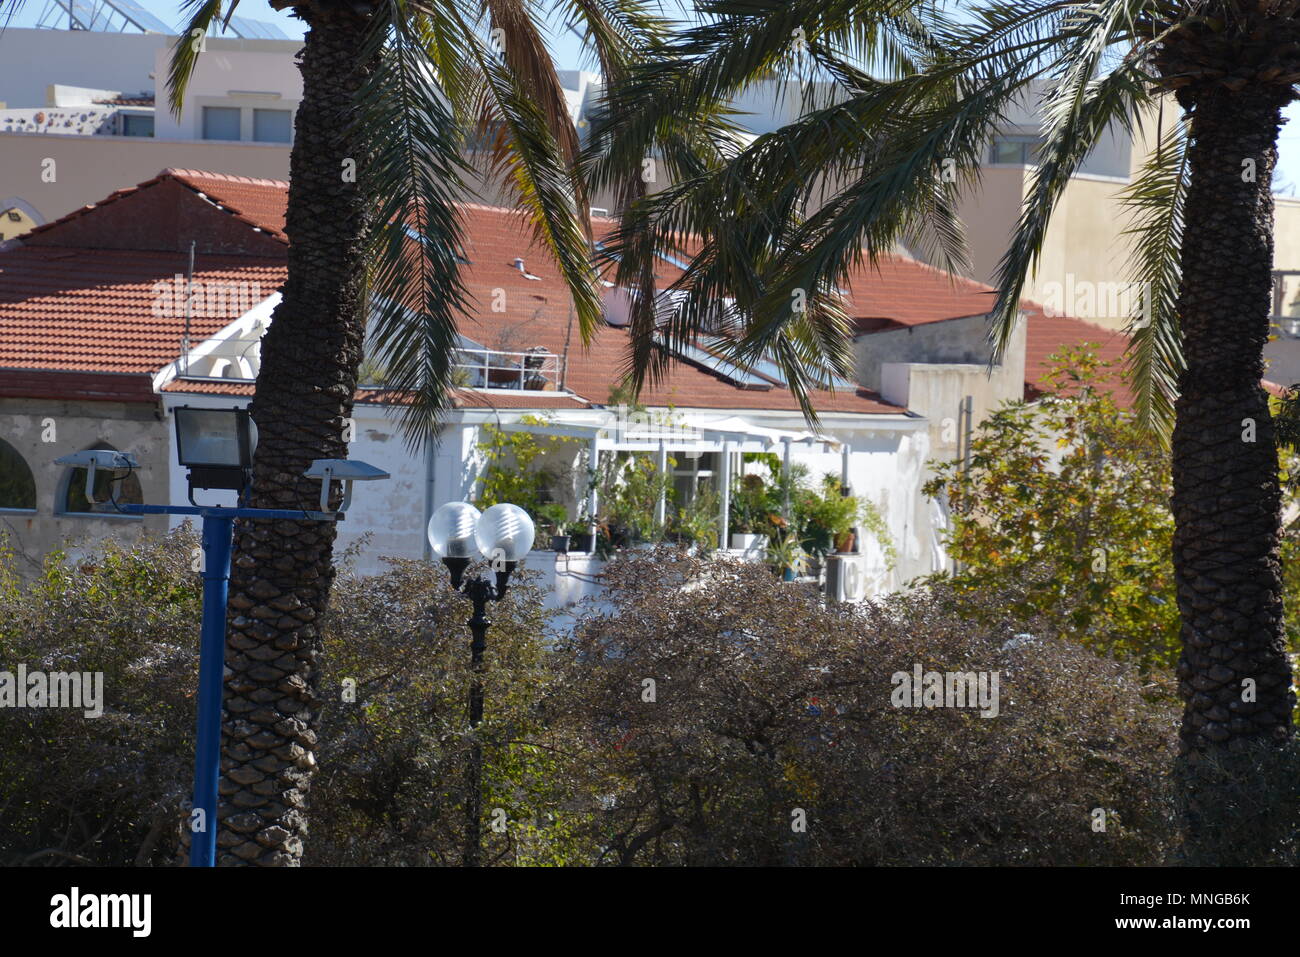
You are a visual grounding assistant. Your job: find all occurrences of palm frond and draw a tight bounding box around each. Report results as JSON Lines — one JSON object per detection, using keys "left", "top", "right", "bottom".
{"left": 356, "top": 1, "right": 475, "bottom": 448}
{"left": 592, "top": 0, "right": 1085, "bottom": 414}
{"left": 987, "top": 0, "right": 1155, "bottom": 357}
{"left": 1118, "top": 112, "right": 1187, "bottom": 437}
{"left": 167, "top": 0, "right": 231, "bottom": 115}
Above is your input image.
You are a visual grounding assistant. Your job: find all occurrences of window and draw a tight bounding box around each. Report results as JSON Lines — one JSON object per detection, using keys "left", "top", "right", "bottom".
{"left": 0, "top": 439, "right": 36, "bottom": 510}
{"left": 202, "top": 106, "right": 241, "bottom": 141}
{"left": 989, "top": 135, "right": 1044, "bottom": 166}
{"left": 120, "top": 113, "right": 154, "bottom": 137}
{"left": 672, "top": 451, "right": 719, "bottom": 508}
{"left": 60, "top": 443, "right": 143, "bottom": 515}
{"left": 253, "top": 108, "right": 292, "bottom": 143}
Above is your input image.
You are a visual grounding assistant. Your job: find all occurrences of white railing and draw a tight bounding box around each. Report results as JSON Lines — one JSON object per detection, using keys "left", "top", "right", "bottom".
{"left": 455, "top": 347, "right": 564, "bottom": 392}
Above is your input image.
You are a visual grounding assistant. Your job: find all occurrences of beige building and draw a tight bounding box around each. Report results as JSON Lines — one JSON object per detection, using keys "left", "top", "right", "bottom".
{"left": 0, "top": 27, "right": 299, "bottom": 234}
{"left": 924, "top": 85, "right": 1300, "bottom": 333}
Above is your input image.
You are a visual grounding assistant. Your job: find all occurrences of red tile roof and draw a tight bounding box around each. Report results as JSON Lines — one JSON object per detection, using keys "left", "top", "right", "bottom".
{"left": 164, "top": 169, "right": 289, "bottom": 243}
{"left": 1022, "top": 305, "right": 1132, "bottom": 403}
{"left": 448, "top": 205, "right": 901, "bottom": 413}
{"left": 24, "top": 169, "right": 289, "bottom": 247}
{"left": 843, "top": 258, "right": 998, "bottom": 329}
{"left": 0, "top": 245, "right": 285, "bottom": 375}
{"left": 5, "top": 169, "right": 1028, "bottom": 415}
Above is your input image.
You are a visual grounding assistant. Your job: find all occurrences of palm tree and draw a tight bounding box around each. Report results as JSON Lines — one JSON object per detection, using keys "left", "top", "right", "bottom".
{"left": 162, "top": 0, "right": 665, "bottom": 865}
{"left": 586, "top": 0, "right": 1298, "bottom": 842}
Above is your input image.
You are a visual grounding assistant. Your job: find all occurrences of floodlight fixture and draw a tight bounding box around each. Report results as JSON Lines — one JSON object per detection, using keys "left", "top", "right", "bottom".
{"left": 304, "top": 458, "right": 391, "bottom": 514}
{"left": 174, "top": 405, "right": 257, "bottom": 500}
{"left": 54, "top": 449, "right": 140, "bottom": 510}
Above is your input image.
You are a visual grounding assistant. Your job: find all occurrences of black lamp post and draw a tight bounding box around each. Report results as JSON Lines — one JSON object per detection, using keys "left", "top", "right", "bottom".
{"left": 427, "top": 501, "right": 535, "bottom": 866}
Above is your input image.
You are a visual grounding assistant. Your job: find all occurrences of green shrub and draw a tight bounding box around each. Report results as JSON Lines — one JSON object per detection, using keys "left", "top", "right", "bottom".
{"left": 0, "top": 529, "right": 201, "bottom": 866}
{"left": 7, "top": 536, "right": 1278, "bottom": 867}
{"left": 551, "top": 550, "right": 1183, "bottom": 865}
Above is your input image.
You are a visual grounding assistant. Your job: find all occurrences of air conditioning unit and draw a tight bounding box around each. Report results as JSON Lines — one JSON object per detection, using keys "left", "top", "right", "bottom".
{"left": 825, "top": 553, "right": 867, "bottom": 602}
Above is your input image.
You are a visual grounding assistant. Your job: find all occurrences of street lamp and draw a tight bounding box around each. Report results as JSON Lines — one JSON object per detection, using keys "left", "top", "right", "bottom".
{"left": 427, "top": 501, "right": 535, "bottom": 867}
{"left": 55, "top": 405, "right": 389, "bottom": 868}
{"left": 173, "top": 405, "right": 257, "bottom": 501}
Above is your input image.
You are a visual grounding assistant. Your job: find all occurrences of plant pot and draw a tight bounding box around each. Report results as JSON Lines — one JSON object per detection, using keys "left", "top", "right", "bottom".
{"left": 730, "top": 533, "right": 768, "bottom": 556}
{"left": 834, "top": 531, "right": 857, "bottom": 554}
{"left": 569, "top": 533, "right": 595, "bottom": 553}
{"left": 782, "top": 566, "right": 797, "bottom": 582}
{"left": 550, "top": 534, "right": 570, "bottom": 553}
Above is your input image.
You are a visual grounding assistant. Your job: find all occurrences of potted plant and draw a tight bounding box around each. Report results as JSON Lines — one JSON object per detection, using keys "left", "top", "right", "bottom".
{"left": 728, "top": 473, "right": 775, "bottom": 553}
{"left": 535, "top": 503, "right": 569, "bottom": 552}
{"left": 606, "top": 453, "right": 671, "bottom": 549}
{"left": 673, "top": 486, "right": 720, "bottom": 555}
{"left": 794, "top": 475, "right": 863, "bottom": 557}
{"left": 565, "top": 520, "right": 595, "bottom": 554}
{"left": 767, "top": 529, "right": 805, "bottom": 581}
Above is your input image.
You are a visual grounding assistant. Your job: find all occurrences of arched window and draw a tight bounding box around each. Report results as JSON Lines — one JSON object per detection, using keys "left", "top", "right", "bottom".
{"left": 60, "top": 442, "right": 144, "bottom": 515}
{"left": 0, "top": 439, "right": 36, "bottom": 510}
{"left": 0, "top": 196, "right": 44, "bottom": 242}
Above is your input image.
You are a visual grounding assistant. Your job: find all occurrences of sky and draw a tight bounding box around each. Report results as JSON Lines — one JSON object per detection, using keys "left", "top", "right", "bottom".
{"left": 9, "top": 0, "right": 1300, "bottom": 191}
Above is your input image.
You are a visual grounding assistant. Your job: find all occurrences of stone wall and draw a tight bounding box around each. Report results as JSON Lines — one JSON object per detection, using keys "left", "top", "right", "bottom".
{"left": 0, "top": 396, "right": 170, "bottom": 576}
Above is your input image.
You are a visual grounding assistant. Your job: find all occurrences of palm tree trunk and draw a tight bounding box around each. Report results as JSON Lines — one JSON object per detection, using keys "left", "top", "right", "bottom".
{"left": 1172, "top": 86, "right": 1296, "bottom": 763}
{"left": 217, "top": 8, "right": 373, "bottom": 866}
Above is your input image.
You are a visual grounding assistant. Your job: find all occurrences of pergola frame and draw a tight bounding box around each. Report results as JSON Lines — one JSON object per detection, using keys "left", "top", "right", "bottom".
{"left": 495, "top": 412, "right": 846, "bottom": 545}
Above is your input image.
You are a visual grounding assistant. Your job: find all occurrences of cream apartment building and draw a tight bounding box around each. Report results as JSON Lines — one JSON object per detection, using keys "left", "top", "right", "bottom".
{"left": 0, "top": 26, "right": 300, "bottom": 232}
{"left": 933, "top": 83, "right": 1300, "bottom": 333}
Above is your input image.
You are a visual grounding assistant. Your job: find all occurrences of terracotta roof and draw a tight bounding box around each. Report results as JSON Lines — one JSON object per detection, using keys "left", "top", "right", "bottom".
{"left": 1022, "top": 305, "right": 1132, "bottom": 403}
{"left": 0, "top": 246, "right": 285, "bottom": 374}
{"left": 25, "top": 169, "right": 288, "bottom": 246}
{"left": 163, "top": 169, "right": 289, "bottom": 242}
{"left": 0, "top": 170, "right": 910, "bottom": 414}
{"left": 842, "top": 258, "right": 997, "bottom": 329}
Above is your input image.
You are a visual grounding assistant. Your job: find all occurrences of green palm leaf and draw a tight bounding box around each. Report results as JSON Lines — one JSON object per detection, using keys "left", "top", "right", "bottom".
{"left": 1117, "top": 112, "right": 1187, "bottom": 436}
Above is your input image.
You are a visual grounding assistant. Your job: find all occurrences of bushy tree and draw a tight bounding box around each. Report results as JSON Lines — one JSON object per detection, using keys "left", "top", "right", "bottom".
{"left": 552, "top": 549, "right": 1184, "bottom": 865}
{"left": 926, "top": 348, "right": 1300, "bottom": 677}
{"left": 16, "top": 535, "right": 1289, "bottom": 866}
{"left": 924, "top": 349, "right": 1180, "bottom": 670}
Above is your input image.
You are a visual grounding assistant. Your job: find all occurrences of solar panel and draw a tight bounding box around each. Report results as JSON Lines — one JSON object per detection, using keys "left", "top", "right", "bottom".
{"left": 661, "top": 336, "right": 771, "bottom": 390}
{"left": 109, "top": 0, "right": 175, "bottom": 33}
{"left": 228, "top": 15, "right": 289, "bottom": 39}
{"left": 699, "top": 337, "right": 858, "bottom": 391}
{"left": 654, "top": 249, "right": 692, "bottom": 271}
{"left": 67, "top": 0, "right": 97, "bottom": 28}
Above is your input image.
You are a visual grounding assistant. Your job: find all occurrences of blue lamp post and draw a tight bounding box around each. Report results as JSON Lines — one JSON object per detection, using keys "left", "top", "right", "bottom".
{"left": 56, "top": 405, "right": 389, "bottom": 867}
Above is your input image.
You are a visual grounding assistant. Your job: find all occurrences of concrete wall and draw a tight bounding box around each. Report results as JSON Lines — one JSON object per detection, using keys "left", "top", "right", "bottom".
{"left": 0, "top": 396, "right": 169, "bottom": 576}
{"left": 1274, "top": 197, "right": 1300, "bottom": 274}
{"left": 0, "top": 28, "right": 163, "bottom": 108}
{"left": 853, "top": 316, "right": 1027, "bottom": 580}
{"left": 0, "top": 131, "right": 290, "bottom": 226}
{"left": 947, "top": 166, "right": 1140, "bottom": 329}
{"left": 853, "top": 312, "right": 1025, "bottom": 397}
{"left": 152, "top": 39, "right": 303, "bottom": 141}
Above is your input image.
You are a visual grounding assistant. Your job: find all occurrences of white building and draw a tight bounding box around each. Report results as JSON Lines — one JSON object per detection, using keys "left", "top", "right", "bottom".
{"left": 0, "top": 169, "right": 1035, "bottom": 606}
